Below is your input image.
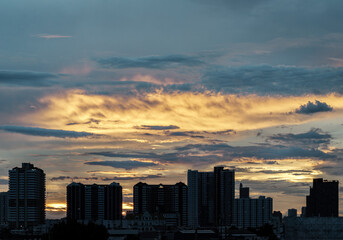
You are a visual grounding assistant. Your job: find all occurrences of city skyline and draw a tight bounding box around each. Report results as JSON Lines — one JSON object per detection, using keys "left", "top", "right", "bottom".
{"left": 1, "top": 0, "right": 343, "bottom": 220}
{"left": 0, "top": 162, "right": 339, "bottom": 222}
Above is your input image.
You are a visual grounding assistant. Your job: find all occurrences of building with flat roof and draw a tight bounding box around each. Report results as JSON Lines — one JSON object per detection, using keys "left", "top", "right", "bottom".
{"left": 233, "top": 196, "right": 273, "bottom": 229}
{"left": 133, "top": 182, "right": 187, "bottom": 226}
{"left": 306, "top": 178, "right": 339, "bottom": 217}
{"left": 188, "top": 166, "right": 235, "bottom": 228}
{"left": 67, "top": 182, "right": 122, "bottom": 221}
{"left": 8, "top": 163, "right": 45, "bottom": 229}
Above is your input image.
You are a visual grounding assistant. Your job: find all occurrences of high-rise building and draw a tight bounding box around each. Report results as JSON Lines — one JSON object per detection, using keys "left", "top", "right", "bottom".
{"left": 133, "top": 182, "right": 188, "bottom": 226}
{"left": 0, "top": 192, "right": 8, "bottom": 224}
{"left": 214, "top": 166, "right": 235, "bottom": 226}
{"left": 306, "top": 178, "right": 339, "bottom": 217}
{"left": 188, "top": 166, "right": 235, "bottom": 228}
{"left": 67, "top": 182, "right": 85, "bottom": 220}
{"left": 8, "top": 163, "right": 45, "bottom": 228}
{"left": 239, "top": 183, "right": 249, "bottom": 199}
{"left": 67, "top": 182, "right": 122, "bottom": 221}
{"left": 187, "top": 170, "right": 214, "bottom": 228}
{"left": 233, "top": 196, "right": 273, "bottom": 229}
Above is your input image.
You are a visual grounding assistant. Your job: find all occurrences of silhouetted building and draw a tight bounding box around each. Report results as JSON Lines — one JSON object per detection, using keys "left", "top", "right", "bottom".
{"left": 214, "top": 166, "right": 235, "bottom": 226}
{"left": 301, "top": 207, "right": 306, "bottom": 217}
{"left": 233, "top": 196, "right": 273, "bottom": 229}
{"left": 288, "top": 208, "right": 297, "bottom": 218}
{"left": 239, "top": 183, "right": 249, "bottom": 199}
{"left": 67, "top": 182, "right": 122, "bottom": 221}
{"left": 8, "top": 163, "right": 45, "bottom": 228}
{"left": 0, "top": 192, "right": 8, "bottom": 224}
{"left": 133, "top": 182, "right": 187, "bottom": 226}
{"left": 306, "top": 178, "right": 338, "bottom": 217}
{"left": 187, "top": 170, "right": 214, "bottom": 227}
{"left": 67, "top": 182, "right": 85, "bottom": 220}
{"left": 188, "top": 166, "right": 235, "bottom": 227}
{"left": 273, "top": 211, "right": 282, "bottom": 222}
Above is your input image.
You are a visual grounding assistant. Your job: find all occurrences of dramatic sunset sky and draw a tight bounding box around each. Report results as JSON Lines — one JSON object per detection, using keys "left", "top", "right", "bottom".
{"left": 1, "top": 0, "right": 343, "bottom": 219}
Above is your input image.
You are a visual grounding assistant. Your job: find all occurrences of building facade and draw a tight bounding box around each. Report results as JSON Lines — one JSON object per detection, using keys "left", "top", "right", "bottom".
{"left": 0, "top": 192, "right": 8, "bottom": 224}
{"left": 67, "top": 182, "right": 122, "bottom": 221}
{"left": 187, "top": 166, "right": 235, "bottom": 228}
{"left": 233, "top": 196, "right": 273, "bottom": 229}
{"left": 8, "top": 163, "right": 45, "bottom": 228}
{"left": 306, "top": 178, "right": 339, "bottom": 217}
{"left": 133, "top": 182, "right": 188, "bottom": 226}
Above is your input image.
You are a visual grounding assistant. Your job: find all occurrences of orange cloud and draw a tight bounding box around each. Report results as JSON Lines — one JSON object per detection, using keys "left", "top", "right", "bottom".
{"left": 25, "top": 90, "right": 343, "bottom": 135}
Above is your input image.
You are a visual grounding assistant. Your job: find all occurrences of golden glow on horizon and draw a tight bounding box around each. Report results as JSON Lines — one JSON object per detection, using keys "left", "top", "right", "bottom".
{"left": 46, "top": 203, "right": 66, "bottom": 212}
{"left": 123, "top": 202, "right": 133, "bottom": 210}
{"left": 233, "top": 158, "right": 323, "bottom": 182}
{"left": 24, "top": 91, "right": 343, "bottom": 134}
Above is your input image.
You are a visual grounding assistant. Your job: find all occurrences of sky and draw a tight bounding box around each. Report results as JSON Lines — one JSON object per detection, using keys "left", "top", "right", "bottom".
{"left": 1, "top": 0, "right": 343, "bottom": 219}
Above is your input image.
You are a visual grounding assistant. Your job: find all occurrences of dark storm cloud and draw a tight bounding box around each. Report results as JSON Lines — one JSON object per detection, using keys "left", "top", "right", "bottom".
{"left": 84, "top": 160, "right": 158, "bottom": 170}
{"left": 136, "top": 125, "right": 180, "bottom": 130}
{"left": 268, "top": 128, "right": 332, "bottom": 148}
{"left": 0, "top": 70, "right": 60, "bottom": 86}
{"left": 295, "top": 100, "right": 333, "bottom": 114}
{"left": 203, "top": 65, "right": 343, "bottom": 95}
{"left": 97, "top": 54, "right": 204, "bottom": 69}
{"left": 0, "top": 126, "right": 93, "bottom": 138}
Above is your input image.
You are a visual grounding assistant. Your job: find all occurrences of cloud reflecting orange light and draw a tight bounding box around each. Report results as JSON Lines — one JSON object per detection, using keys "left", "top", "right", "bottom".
{"left": 25, "top": 90, "right": 343, "bottom": 135}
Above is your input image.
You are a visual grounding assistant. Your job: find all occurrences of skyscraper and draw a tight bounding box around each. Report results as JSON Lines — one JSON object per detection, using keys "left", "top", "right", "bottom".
{"left": 306, "top": 178, "right": 339, "bottom": 217}
{"left": 8, "top": 163, "right": 45, "bottom": 228}
{"left": 214, "top": 166, "right": 235, "bottom": 226}
{"left": 67, "top": 182, "right": 85, "bottom": 220}
{"left": 133, "top": 182, "right": 188, "bottom": 226}
{"left": 67, "top": 182, "right": 122, "bottom": 221}
{"left": 188, "top": 170, "right": 214, "bottom": 227}
{"left": 188, "top": 166, "right": 235, "bottom": 228}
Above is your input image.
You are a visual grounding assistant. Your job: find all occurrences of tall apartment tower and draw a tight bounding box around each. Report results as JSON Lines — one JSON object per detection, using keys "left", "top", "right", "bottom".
{"left": 306, "top": 178, "right": 339, "bottom": 217}
{"left": 133, "top": 182, "right": 188, "bottom": 226}
{"left": 233, "top": 196, "right": 273, "bottom": 229}
{"left": 67, "top": 182, "right": 122, "bottom": 221}
{"left": 66, "top": 182, "right": 85, "bottom": 220}
{"left": 214, "top": 166, "right": 235, "bottom": 226}
{"left": 8, "top": 163, "right": 45, "bottom": 228}
{"left": 0, "top": 192, "right": 8, "bottom": 224}
{"left": 188, "top": 166, "right": 235, "bottom": 228}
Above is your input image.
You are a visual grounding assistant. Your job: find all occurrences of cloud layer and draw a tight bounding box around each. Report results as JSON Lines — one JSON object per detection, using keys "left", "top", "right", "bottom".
{"left": 84, "top": 160, "right": 158, "bottom": 170}
{"left": 0, "top": 126, "right": 93, "bottom": 138}
{"left": 97, "top": 55, "right": 204, "bottom": 69}
{"left": 296, "top": 100, "right": 333, "bottom": 114}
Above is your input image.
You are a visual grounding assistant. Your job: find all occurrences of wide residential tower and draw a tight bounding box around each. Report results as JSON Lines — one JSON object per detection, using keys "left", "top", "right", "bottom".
{"left": 188, "top": 166, "right": 235, "bottom": 228}
{"left": 8, "top": 163, "right": 45, "bottom": 228}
